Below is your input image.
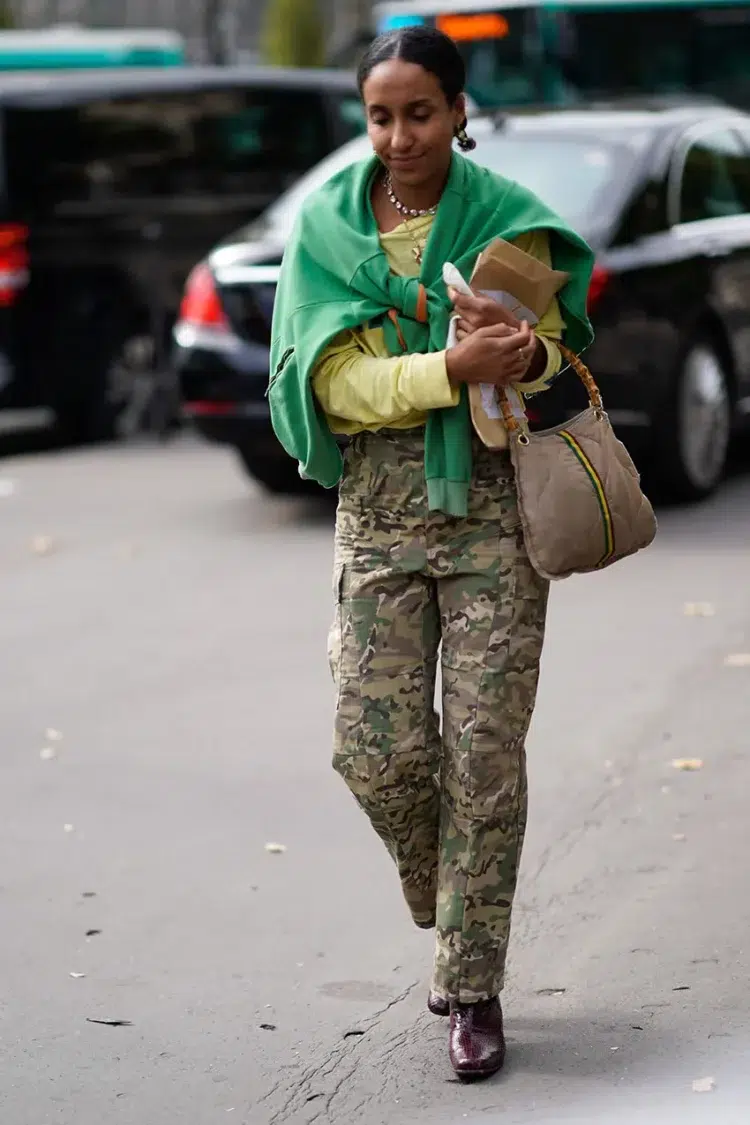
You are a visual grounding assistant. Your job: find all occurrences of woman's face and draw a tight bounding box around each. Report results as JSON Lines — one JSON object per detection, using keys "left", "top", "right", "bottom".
{"left": 362, "top": 59, "right": 465, "bottom": 188}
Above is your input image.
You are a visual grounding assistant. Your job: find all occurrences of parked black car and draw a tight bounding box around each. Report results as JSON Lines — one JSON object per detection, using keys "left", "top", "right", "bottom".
{"left": 0, "top": 65, "right": 363, "bottom": 441}
{"left": 175, "top": 102, "right": 750, "bottom": 501}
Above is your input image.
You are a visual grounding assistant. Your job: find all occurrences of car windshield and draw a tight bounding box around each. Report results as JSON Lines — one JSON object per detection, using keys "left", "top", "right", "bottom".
{"left": 471, "top": 133, "right": 646, "bottom": 225}
{"left": 235, "top": 124, "right": 649, "bottom": 244}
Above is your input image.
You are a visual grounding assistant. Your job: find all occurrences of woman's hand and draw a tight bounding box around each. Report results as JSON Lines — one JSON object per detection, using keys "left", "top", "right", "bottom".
{"left": 446, "top": 322, "right": 537, "bottom": 387}
{"left": 448, "top": 287, "right": 522, "bottom": 340}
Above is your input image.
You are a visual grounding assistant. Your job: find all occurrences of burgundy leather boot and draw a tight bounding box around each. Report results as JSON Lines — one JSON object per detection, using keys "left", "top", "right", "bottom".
{"left": 449, "top": 997, "right": 505, "bottom": 1080}
{"left": 427, "top": 991, "right": 449, "bottom": 1016}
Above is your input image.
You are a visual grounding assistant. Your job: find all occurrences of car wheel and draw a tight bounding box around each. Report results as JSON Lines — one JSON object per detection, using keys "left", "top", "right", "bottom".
{"left": 654, "top": 341, "right": 732, "bottom": 501}
{"left": 56, "top": 331, "right": 159, "bottom": 444}
{"left": 235, "top": 443, "right": 321, "bottom": 496}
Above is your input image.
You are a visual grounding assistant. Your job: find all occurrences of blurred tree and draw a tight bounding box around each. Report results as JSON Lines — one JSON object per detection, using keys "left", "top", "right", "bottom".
{"left": 204, "top": 0, "right": 228, "bottom": 64}
{"left": 261, "top": 0, "right": 326, "bottom": 68}
{"left": 0, "top": 1, "right": 14, "bottom": 29}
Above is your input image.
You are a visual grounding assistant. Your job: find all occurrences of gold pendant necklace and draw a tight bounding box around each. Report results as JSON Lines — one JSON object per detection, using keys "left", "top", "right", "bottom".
{"left": 404, "top": 215, "right": 427, "bottom": 266}
{"left": 384, "top": 172, "right": 435, "bottom": 267}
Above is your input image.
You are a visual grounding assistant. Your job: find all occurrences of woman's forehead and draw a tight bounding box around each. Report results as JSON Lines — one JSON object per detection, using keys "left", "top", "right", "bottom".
{"left": 362, "top": 59, "right": 444, "bottom": 105}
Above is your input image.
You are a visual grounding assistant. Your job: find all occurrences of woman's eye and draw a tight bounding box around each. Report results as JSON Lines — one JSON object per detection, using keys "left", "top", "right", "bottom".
{"left": 412, "top": 114, "right": 431, "bottom": 123}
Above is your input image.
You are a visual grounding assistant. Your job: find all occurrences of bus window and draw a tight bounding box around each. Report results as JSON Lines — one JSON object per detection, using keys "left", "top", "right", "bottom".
{"left": 449, "top": 8, "right": 542, "bottom": 106}
{"left": 373, "top": 0, "right": 750, "bottom": 111}
{"left": 543, "top": 5, "right": 750, "bottom": 107}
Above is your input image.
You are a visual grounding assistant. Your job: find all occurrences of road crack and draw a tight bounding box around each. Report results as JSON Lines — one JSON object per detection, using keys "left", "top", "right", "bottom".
{"left": 261, "top": 981, "right": 419, "bottom": 1124}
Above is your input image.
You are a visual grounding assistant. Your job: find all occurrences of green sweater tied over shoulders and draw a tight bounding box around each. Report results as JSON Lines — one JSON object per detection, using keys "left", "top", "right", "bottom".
{"left": 269, "top": 151, "right": 595, "bottom": 517}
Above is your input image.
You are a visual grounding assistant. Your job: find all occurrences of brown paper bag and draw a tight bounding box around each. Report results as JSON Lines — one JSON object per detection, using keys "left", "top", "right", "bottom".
{"left": 466, "top": 238, "right": 569, "bottom": 449}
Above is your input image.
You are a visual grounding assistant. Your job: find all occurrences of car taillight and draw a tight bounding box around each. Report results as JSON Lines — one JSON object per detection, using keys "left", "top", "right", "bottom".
{"left": 587, "top": 264, "right": 610, "bottom": 313}
{"left": 0, "top": 223, "right": 29, "bottom": 308}
{"left": 179, "top": 263, "right": 229, "bottom": 330}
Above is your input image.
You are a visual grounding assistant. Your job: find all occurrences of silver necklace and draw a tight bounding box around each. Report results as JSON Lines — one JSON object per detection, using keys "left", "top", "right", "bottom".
{"left": 384, "top": 173, "right": 439, "bottom": 218}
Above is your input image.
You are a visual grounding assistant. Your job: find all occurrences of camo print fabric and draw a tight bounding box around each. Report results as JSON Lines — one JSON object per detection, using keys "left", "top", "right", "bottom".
{"left": 329, "top": 428, "right": 549, "bottom": 1004}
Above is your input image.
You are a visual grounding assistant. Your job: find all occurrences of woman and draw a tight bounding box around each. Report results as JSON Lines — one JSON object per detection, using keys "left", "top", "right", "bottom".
{"left": 270, "top": 26, "right": 594, "bottom": 1080}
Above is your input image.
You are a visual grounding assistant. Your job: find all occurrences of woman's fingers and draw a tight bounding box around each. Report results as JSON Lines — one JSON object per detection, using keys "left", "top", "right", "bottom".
{"left": 486, "top": 326, "right": 532, "bottom": 352}
{"left": 451, "top": 291, "right": 522, "bottom": 329}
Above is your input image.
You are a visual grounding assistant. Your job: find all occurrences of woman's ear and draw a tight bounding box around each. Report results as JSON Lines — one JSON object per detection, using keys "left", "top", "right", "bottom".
{"left": 454, "top": 93, "right": 467, "bottom": 129}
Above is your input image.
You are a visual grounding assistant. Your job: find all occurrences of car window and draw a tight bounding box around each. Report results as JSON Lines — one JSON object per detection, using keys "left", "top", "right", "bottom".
{"left": 237, "top": 132, "right": 374, "bottom": 242}
{"left": 678, "top": 128, "right": 750, "bottom": 224}
{"left": 6, "top": 86, "right": 330, "bottom": 219}
{"left": 330, "top": 93, "right": 367, "bottom": 143}
{"left": 470, "top": 134, "right": 636, "bottom": 226}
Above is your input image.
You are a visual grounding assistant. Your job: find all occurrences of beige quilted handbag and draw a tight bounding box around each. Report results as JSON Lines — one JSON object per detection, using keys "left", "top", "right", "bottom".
{"left": 497, "top": 346, "right": 657, "bottom": 581}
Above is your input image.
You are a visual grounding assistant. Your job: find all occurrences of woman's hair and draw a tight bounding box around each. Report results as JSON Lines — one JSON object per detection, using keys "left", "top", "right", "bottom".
{"left": 357, "top": 26, "right": 476, "bottom": 151}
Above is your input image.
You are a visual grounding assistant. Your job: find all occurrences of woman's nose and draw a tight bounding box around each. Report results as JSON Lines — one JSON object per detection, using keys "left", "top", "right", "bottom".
{"left": 390, "top": 123, "right": 413, "bottom": 152}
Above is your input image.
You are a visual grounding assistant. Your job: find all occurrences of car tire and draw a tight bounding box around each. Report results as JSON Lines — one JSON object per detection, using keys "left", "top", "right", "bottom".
{"left": 78, "top": 335, "right": 160, "bottom": 443}
{"left": 653, "top": 339, "right": 732, "bottom": 501}
{"left": 235, "top": 443, "right": 321, "bottom": 496}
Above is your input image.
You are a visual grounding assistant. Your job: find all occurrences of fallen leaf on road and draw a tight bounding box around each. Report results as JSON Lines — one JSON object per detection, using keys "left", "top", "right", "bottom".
{"left": 672, "top": 758, "right": 703, "bottom": 771}
{"left": 724, "top": 653, "right": 750, "bottom": 667}
{"left": 692, "top": 1077, "right": 716, "bottom": 1093}
{"left": 69, "top": 972, "right": 86, "bottom": 979}
{"left": 264, "top": 843, "right": 287, "bottom": 854}
{"left": 536, "top": 988, "right": 566, "bottom": 996}
{"left": 40, "top": 747, "right": 57, "bottom": 761}
{"left": 86, "top": 929, "right": 102, "bottom": 938}
{"left": 0, "top": 478, "right": 16, "bottom": 498}
{"left": 31, "top": 535, "right": 56, "bottom": 556}
{"left": 45, "top": 728, "right": 63, "bottom": 742}
{"left": 259, "top": 1023, "right": 277, "bottom": 1031}
{"left": 683, "top": 602, "right": 715, "bottom": 617}
{"left": 86, "top": 1019, "right": 133, "bottom": 1028}
{"left": 673, "top": 986, "right": 691, "bottom": 991}
{"left": 82, "top": 892, "right": 97, "bottom": 898}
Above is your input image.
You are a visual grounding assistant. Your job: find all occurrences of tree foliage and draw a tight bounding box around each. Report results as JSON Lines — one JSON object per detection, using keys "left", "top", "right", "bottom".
{"left": 261, "top": 0, "right": 325, "bottom": 68}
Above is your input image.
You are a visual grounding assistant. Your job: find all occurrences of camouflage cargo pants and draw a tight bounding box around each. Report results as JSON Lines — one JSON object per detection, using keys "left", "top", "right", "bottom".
{"left": 329, "top": 429, "right": 549, "bottom": 1004}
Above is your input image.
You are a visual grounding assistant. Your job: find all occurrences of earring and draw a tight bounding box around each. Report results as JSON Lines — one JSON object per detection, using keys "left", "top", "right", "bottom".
{"left": 455, "top": 124, "right": 477, "bottom": 152}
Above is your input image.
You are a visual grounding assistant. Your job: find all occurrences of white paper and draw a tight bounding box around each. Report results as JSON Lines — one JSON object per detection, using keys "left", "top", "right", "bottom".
{"left": 477, "top": 289, "right": 539, "bottom": 326}
{"left": 443, "top": 263, "right": 530, "bottom": 424}
{"left": 442, "top": 262, "right": 474, "bottom": 297}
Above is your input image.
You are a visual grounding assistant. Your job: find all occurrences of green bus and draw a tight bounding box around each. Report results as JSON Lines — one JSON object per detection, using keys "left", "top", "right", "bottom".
{"left": 0, "top": 27, "right": 185, "bottom": 71}
{"left": 373, "top": 0, "right": 750, "bottom": 108}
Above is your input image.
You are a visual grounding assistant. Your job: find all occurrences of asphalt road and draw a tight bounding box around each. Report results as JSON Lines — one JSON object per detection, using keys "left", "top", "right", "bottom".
{"left": 1, "top": 436, "right": 750, "bottom": 1125}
